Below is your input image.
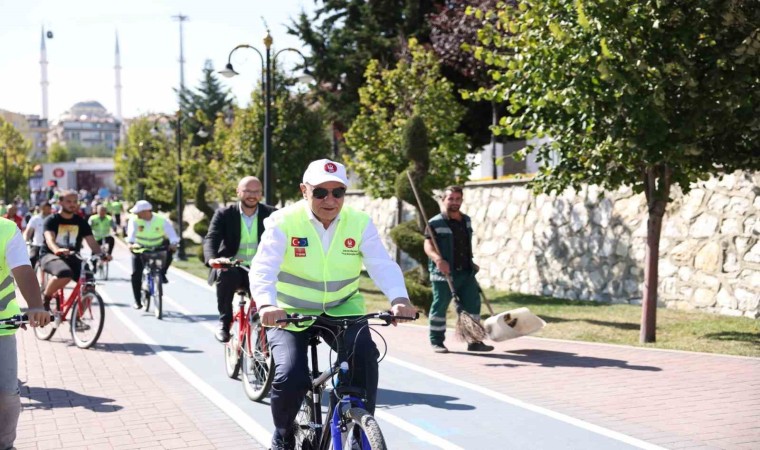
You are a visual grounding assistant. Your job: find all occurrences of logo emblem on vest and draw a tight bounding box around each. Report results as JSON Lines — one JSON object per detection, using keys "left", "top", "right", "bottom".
{"left": 341, "top": 237, "right": 360, "bottom": 256}
{"left": 294, "top": 248, "right": 306, "bottom": 257}
{"left": 291, "top": 237, "right": 308, "bottom": 247}
{"left": 344, "top": 238, "right": 356, "bottom": 248}
{"left": 138, "top": 226, "right": 144, "bottom": 232}
{"left": 324, "top": 162, "right": 338, "bottom": 173}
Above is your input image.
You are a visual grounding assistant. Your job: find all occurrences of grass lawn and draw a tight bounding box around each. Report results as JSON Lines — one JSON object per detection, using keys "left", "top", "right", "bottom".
{"left": 173, "top": 241, "right": 760, "bottom": 357}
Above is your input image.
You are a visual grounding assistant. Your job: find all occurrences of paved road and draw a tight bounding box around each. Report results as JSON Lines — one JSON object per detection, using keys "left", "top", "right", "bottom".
{"left": 14, "top": 242, "right": 760, "bottom": 449}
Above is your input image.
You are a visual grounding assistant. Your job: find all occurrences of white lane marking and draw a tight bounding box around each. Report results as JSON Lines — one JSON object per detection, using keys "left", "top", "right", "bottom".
{"left": 373, "top": 411, "right": 464, "bottom": 450}
{"left": 98, "top": 288, "right": 272, "bottom": 445}
{"left": 385, "top": 356, "right": 665, "bottom": 450}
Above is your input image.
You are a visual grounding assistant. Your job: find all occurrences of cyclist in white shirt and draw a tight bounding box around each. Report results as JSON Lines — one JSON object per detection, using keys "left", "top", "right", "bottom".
{"left": 23, "top": 201, "right": 52, "bottom": 269}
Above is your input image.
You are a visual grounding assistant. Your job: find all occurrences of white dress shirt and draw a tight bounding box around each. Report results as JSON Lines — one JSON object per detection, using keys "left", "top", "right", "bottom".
{"left": 249, "top": 201, "right": 409, "bottom": 307}
{"left": 126, "top": 214, "right": 180, "bottom": 245}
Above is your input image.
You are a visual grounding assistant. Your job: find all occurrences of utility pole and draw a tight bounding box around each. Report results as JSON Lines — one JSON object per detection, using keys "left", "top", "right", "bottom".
{"left": 172, "top": 13, "right": 188, "bottom": 260}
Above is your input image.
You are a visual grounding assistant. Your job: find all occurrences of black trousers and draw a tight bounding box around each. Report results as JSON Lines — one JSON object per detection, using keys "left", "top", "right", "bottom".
{"left": 215, "top": 267, "right": 250, "bottom": 329}
{"left": 29, "top": 245, "right": 41, "bottom": 269}
{"left": 266, "top": 318, "right": 379, "bottom": 442}
{"left": 130, "top": 251, "right": 173, "bottom": 303}
{"left": 96, "top": 237, "right": 115, "bottom": 255}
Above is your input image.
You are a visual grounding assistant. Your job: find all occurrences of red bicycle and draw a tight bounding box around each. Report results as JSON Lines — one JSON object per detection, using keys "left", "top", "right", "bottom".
{"left": 214, "top": 259, "right": 274, "bottom": 402}
{"left": 34, "top": 253, "right": 105, "bottom": 349}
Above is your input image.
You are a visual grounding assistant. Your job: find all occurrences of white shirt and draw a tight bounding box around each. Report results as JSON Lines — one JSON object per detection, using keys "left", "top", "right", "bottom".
{"left": 7, "top": 229, "right": 32, "bottom": 269}
{"left": 239, "top": 202, "right": 258, "bottom": 232}
{"left": 26, "top": 214, "right": 49, "bottom": 246}
{"left": 249, "top": 201, "right": 409, "bottom": 307}
{"left": 126, "top": 214, "right": 180, "bottom": 245}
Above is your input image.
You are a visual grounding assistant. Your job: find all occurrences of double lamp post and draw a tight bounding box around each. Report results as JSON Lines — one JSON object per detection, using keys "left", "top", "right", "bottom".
{"left": 219, "top": 31, "right": 310, "bottom": 206}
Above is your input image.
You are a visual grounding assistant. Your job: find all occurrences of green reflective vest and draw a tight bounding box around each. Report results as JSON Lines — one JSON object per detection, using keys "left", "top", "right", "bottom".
{"left": 134, "top": 215, "right": 166, "bottom": 248}
{"left": 273, "top": 202, "right": 369, "bottom": 331}
{"left": 108, "top": 201, "right": 122, "bottom": 215}
{"left": 89, "top": 215, "right": 113, "bottom": 240}
{"left": 234, "top": 215, "right": 258, "bottom": 266}
{"left": 0, "top": 218, "right": 21, "bottom": 336}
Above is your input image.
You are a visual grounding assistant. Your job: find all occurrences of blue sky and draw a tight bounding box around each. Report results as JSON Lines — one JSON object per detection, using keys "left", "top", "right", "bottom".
{"left": 0, "top": 0, "right": 316, "bottom": 120}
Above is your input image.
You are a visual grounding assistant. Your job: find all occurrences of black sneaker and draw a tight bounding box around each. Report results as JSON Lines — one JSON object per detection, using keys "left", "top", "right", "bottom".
{"left": 467, "top": 341, "right": 494, "bottom": 352}
{"left": 431, "top": 343, "right": 449, "bottom": 354}
{"left": 161, "top": 274, "right": 169, "bottom": 284}
{"left": 215, "top": 328, "right": 231, "bottom": 343}
{"left": 133, "top": 302, "right": 143, "bottom": 310}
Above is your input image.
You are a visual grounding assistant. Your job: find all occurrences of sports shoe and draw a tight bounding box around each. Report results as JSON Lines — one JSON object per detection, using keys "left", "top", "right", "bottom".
{"left": 161, "top": 274, "right": 169, "bottom": 284}
{"left": 215, "top": 324, "right": 231, "bottom": 343}
{"left": 133, "top": 302, "right": 143, "bottom": 310}
{"left": 431, "top": 343, "right": 449, "bottom": 354}
{"left": 467, "top": 341, "right": 494, "bottom": 352}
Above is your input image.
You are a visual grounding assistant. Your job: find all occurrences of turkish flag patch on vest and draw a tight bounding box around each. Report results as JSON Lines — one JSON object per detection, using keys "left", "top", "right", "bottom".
{"left": 291, "top": 237, "right": 308, "bottom": 247}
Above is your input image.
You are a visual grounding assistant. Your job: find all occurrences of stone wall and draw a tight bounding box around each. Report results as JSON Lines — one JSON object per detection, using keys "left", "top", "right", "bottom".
{"left": 343, "top": 171, "right": 760, "bottom": 319}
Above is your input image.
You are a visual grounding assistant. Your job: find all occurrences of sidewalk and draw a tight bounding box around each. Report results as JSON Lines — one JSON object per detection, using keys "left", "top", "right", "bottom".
{"left": 382, "top": 325, "right": 760, "bottom": 450}
{"left": 14, "top": 316, "right": 264, "bottom": 450}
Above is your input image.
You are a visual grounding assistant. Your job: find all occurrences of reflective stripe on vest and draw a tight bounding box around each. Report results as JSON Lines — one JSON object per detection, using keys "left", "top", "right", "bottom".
{"left": 135, "top": 215, "right": 166, "bottom": 247}
{"left": 89, "top": 215, "right": 112, "bottom": 240}
{"left": 0, "top": 217, "right": 21, "bottom": 336}
{"left": 234, "top": 214, "right": 258, "bottom": 265}
{"left": 273, "top": 202, "right": 369, "bottom": 330}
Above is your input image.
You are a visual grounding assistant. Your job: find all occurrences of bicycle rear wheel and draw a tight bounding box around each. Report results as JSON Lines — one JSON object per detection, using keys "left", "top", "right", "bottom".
{"left": 241, "top": 318, "right": 274, "bottom": 401}
{"left": 341, "top": 408, "right": 387, "bottom": 450}
{"left": 152, "top": 273, "right": 163, "bottom": 320}
{"left": 34, "top": 295, "right": 59, "bottom": 340}
{"left": 292, "top": 392, "right": 318, "bottom": 450}
{"left": 71, "top": 291, "right": 105, "bottom": 349}
{"left": 224, "top": 326, "right": 241, "bottom": 379}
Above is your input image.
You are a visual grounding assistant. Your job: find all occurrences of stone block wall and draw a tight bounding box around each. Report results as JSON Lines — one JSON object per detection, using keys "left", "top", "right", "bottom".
{"left": 342, "top": 171, "right": 760, "bottom": 319}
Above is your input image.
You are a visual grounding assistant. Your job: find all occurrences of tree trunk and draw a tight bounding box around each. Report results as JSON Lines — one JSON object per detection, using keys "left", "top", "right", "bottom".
{"left": 640, "top": 164, "right": 672, "bottom": 343}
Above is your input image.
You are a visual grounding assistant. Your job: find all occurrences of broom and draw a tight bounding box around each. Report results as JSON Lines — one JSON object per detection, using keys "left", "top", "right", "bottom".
{"left": 405, "top": 171, "right": 486, "bottom": 343}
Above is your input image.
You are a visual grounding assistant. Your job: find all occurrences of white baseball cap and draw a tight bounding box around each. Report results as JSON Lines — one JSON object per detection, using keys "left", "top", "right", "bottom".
{"left": 302, "top": 159, "right": 349, "bottom": 187}
{"left": 129, "top": 200, "right": 153, "bottom": 214}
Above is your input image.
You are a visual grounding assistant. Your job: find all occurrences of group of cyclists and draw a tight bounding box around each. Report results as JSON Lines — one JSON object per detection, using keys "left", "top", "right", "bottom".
{"left": 6, "top": 158, "right": 423, "bottom": 450}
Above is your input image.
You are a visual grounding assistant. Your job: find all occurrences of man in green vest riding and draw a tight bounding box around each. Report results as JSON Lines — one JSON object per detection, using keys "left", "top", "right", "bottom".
{"left": 0, "top": 216, "right": 52, "bottom": 450}
{"left": 107, "top": 197, "right": 123, "bottom": 233}
{"left": 126, "top": 200, "right": 180, "bottom": 309}
{"left": 87, "top": 205, "right": 115, "bottom": 256}
{"left": 250, "top": 159, "right": 417, "bottom": 450}
{"left": 203, "top": 176, "right": 276, "bottom": 342}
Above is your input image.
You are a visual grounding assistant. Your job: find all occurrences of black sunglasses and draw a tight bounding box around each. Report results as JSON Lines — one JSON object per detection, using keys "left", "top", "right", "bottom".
{"left": 312, "top": 187, "right": 346, "bottom": 199}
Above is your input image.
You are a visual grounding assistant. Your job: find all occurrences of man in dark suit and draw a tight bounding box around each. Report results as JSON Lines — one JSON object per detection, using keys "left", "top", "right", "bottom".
{"left": 203, "top": 176, "right": 276, "bottom": 342}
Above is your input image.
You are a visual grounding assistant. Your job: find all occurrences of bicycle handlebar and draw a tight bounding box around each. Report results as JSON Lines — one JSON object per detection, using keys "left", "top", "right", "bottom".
{"left": 210, "top": 259, "right": 250, "bottom": 272}
{"left": 276, "top": 311, "right": 420, "bottom": 328}
{"left": 0, "top": 314, "right": 55, "bottom": 329}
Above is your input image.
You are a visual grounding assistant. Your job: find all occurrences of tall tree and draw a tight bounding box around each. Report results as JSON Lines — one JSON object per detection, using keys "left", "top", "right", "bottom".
{"left": 345, "top": 38, "right": 471, "bottom": 198}
{"left": 177, "top": 60, "right": 234, "bottom": 147}
{"left": 0, "top": 118, "right": 33, "bottom": 201}
{"left": 212, "top": 68, "right": 332, "bottom": 205}
{"left": 473, "top": 0, "right": 760, "bottom": 342}
{"left": 289, "top": 1, "right": 443, "bottom": 147}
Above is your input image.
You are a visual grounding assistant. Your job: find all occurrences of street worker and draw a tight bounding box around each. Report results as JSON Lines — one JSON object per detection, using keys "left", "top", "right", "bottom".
{"left": 40, "top": 190, "right": 110, "bottom": 310}
{"left": 0, "top": 217, "right": 51, "bottom": 450}
{"left": 126, "top": 200, "right": 179, "bottom": 309}
{"left": 424, "top": 185, "right": 493, "bottom": 353}
{"left": 88, "top": 205, "right": 115, "bottom": 256}
{"left": 249, "top": 159, "right": 417, "bottom": 450}
{"left": 203, "top": 176, "right": 276, "bottom": 343}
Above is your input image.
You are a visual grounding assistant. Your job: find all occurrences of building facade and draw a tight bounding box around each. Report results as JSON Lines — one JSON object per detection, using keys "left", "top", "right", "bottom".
{"left": 47, "top": 101, "right": 121, "bottom": 152}
{"left": 0, "top": 109, "right": 49, "bottom": 159}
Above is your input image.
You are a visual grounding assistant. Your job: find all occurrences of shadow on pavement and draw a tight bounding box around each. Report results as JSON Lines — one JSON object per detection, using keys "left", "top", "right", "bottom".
{"left": 539, "top": 315, "right": 640, "bottom": 331}
{"left": 455, "top": 349, "right": 661, "bottom": 371}
{"left": 94, "top": 341, "right": 202, "bottom": 356}
{"left": 19, "top": 381, "right": 122, "bottom": 412}
{"left": 376, "top": 388, "right": 475, "bottom": 411}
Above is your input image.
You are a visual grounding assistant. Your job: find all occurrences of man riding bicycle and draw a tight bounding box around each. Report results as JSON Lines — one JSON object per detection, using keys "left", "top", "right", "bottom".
{"left": 250, "top": 159, "right": 417, "bottom": 450}
{"left": 203, "top": 176, "right": 276, "bottom": 343}
{"left": 126, "top": 200, "right": 179, "bottom": 310}
{"left": 88, "top": 205, "right": 115, "bottom": 256}
{"left": 40, "top": 191, "right": 110, "bottom": 310}
{"left": 23, "top": 201, "right": 52, "bottom": 269}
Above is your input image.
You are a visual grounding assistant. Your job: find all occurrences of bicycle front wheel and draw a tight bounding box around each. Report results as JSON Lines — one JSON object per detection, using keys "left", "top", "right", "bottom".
{"left": 34, "top": 296, "right": 59, "bottom": 340}
{"left": 70, "top": 291, "right": 105, "bottom": 349}
{"left": 152, "top": 273, "right": 163, "bottom": 320}
{"left": 224, "top": 326, "right": 241, "bottom": 379}
{"left": 241, "top": 319, "right": 274, "bottom": 402}
{"left": 341, "top": 408, "right": 387, "bottom": 450}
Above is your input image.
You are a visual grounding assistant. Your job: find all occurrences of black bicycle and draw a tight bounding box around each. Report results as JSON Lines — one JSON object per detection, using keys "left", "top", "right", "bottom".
{"left": 132, "top": 245, "right": 167, "bottom": 320}
{"left": 277, "top": 311, "right": 418, "bottom": 450}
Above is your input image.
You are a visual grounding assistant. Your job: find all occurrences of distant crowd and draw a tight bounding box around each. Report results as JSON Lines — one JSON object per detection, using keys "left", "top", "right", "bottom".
{"left": 2, "top": 189, "right": 124, "bottom": 232}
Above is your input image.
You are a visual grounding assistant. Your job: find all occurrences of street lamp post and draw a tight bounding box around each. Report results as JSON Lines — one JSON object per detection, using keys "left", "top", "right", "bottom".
{"left": 137, "top": 142, "right": 145, "bottom": 200}
{"left": 219, "top": 31, "right": 310, "bottom": 206}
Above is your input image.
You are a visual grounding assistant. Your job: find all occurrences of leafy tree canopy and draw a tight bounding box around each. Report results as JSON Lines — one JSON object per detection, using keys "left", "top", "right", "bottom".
{"left": 345, "top": 38, "right": 471, "bottom": 198}
{"left": 178, "top": 60, "right": 234, "bottom": 147}
{"left": 0, "top": 118, "right": 33, "bottom": 201}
